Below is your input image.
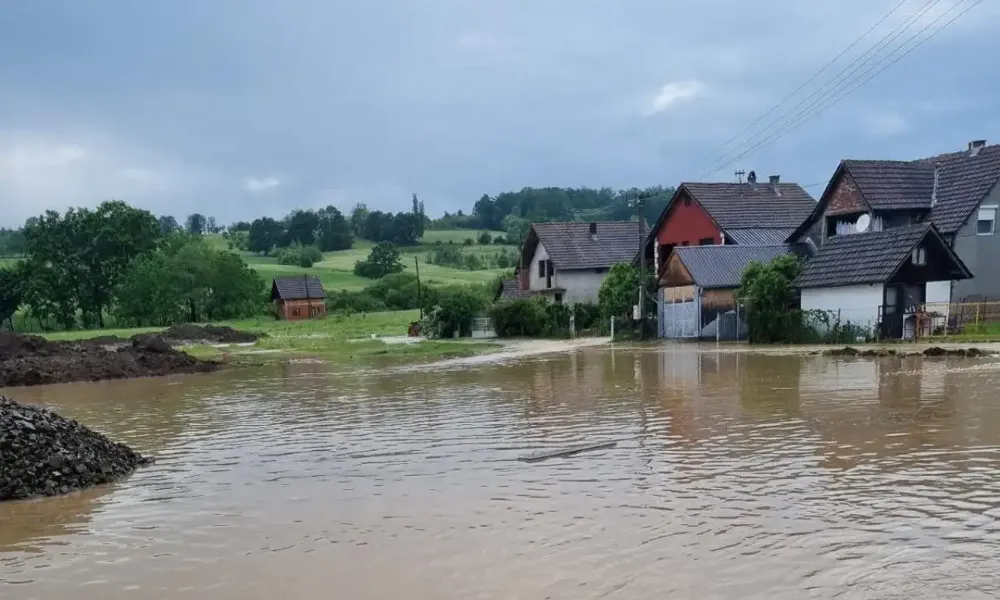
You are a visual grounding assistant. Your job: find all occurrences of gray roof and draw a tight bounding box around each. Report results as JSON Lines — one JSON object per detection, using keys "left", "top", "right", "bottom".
{"left": 682, "top": 182, "right": 817, "bottom": 229}
{"left": 842, "top": 160, "right": 936, "bottom": 210}
{"left": 928, "top": 145, "right": 1000, "bottom": 233}
{"left": 271, "top": 275, "right": 326, "bottom": 300}
{"left": 673, "top": 245, "right": 804, "bottom": 290}
{"left": 530, "top": 221, "right": 641, "bottom": 270}
{"left": 496, "top": 278, "right": 530, "bottom": 301}
{"left": 725, "top": 228, "right": 796, "bottom": 245}
{"left": 794, "top": 223, "right": 969, "bottom": 289}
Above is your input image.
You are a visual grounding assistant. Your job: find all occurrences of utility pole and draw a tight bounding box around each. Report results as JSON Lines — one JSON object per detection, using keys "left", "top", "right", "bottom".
{"left": 735, "top": 169, "right": 746, "bottom": 184}
{"left": 637, "top": 193, "right": 647, "bottom": 341}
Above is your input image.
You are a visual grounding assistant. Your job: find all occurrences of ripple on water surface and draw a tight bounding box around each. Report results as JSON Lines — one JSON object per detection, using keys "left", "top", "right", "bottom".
{"left": 3, "top": 348, "right": 1000, "bottom": 599}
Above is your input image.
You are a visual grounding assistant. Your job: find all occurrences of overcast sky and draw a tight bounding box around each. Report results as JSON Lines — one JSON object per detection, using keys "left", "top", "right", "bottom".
{"left": 1, "top": 0, "right": 998, "bottom": 227}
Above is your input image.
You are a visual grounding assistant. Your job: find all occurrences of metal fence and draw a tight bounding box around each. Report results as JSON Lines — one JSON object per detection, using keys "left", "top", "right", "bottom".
{"left": 914, "top": 301, "right": 1000, "bottom": 338}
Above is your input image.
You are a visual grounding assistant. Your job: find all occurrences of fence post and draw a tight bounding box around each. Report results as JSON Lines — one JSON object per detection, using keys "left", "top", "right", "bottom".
{"left": 977, "top": 303, "right": 981, "bottom": 331}
{"left": 610, "top": 317, "right": 615, "bottom": 341}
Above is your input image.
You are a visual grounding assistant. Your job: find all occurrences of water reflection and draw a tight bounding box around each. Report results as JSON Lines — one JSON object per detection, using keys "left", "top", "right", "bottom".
{"left": 2, "top": 346, "right": 1000, "bottom": 598}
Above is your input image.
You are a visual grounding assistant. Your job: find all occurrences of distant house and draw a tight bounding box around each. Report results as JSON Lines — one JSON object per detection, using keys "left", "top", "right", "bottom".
{"left": 514, "top": 221, "right": 641, "bottom": 305}
{"left": 271, "top": 275, "right": 327, "bottom": 320}
{"left": 794, "top": 223, "right": 971, "bottom": 339}
{"left": 787, "top": 140, "right": 1000, "bottom": 303}
{"left": 659, "top": 244, "right": 811, "bottom": 339}
{"left": 643, "top": 176, "right": 817, "bottom": 273}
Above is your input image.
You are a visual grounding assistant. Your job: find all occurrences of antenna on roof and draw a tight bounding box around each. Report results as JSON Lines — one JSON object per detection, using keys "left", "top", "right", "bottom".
{"left": 734, "top": 169, "right": 746, "bottom": 184}
{"left": 855, "top": 214, "right": 871, "bottom": 233}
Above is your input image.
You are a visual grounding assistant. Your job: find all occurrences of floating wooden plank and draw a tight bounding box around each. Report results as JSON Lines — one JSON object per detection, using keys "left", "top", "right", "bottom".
{"left": 517, "top": 441, "right": 618, "bottom": 463}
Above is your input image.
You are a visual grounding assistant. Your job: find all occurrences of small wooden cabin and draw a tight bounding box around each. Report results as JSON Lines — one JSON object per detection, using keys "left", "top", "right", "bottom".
{"left": 271, "top": 275, "right": 327, "bottom": 320}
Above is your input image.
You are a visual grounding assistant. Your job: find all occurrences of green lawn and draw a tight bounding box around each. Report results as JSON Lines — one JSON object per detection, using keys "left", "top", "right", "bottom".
{"left": 41, "top": 310, "right": 498, "bottom": 363}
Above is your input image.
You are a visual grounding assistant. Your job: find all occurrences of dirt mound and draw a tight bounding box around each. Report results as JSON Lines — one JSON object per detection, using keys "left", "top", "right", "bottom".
{"left": 159, "top": 324, "right": 260, "bottom": 344}
{"left": 0, "top": 333, "right": 217, "bottom": 388}
{"left": 821, "top": 346, "right": 994, "bottom": 358}
{"left": 1, "top": 395, "right": 152, "bottom": 502}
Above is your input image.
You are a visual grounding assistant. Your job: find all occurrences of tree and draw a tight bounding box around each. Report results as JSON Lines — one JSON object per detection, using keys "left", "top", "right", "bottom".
{"left": 477, "top": 231, "right": 492, "bottom": 245}
{"left": 206, "top": 216, "right": 218, "bottom": 233}
{"left": 283, "top": 209, "right": 320, "bottom": 246}
{"left": 186, "top": 213, "right": 207, "bottom": 235}
{"left": 158, "top": 215, "right": 179, "bottom": 235}
{"left": 248, "top": 217, "right": 284, "bottom": 254}
{"left": 316, "top": 206, "right": 353, "bottom": 251}
{"left": 22, "top": 201, "right": 161, "bottom": 328}
{"left": 422, "top": 286, "right": 486, "bottom": 338}
{"left": 412, "top": 193, "right": 426, "bottom": 237}
{"left": 0, "top": 228, "right": 26, "bottom": 256}
{"left": 353, "top": 242, "right": 403, "bottom": 279}
{"left": 230, "top": 221, "right": 251, "bottom": 232}
{"left": 737, "top": 254, "right": 803, "bottom": 343}
{"left": 598, "top": 263, "right": 640, "bottom": 321}
{"left": 0, "top": 265, "right": 24, "bottom": 329}
{"left": 350, "top": 203, "right": 370, "bottom": 237}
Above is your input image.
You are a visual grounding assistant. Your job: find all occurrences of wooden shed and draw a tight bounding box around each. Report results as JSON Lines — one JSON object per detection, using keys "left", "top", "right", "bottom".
{"left": 271, "top": 275, "right": 327, "bottom": 320}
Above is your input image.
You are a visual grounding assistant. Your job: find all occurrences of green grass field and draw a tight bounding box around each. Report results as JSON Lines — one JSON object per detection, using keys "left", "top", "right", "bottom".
{"left": 206, "top": 229, "right": 511, "bottom": 292}
{"left": 41, "top": 309, "right": 498, "bottom": 363}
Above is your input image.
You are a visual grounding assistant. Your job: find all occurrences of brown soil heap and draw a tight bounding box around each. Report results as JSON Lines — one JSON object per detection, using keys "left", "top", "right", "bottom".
{"left": 0, "top": 332, "right": 218, "bottom": 388}
{"left": 1, "top": 395, "right": 152, "bottom": 502}
{"left": 159, "top": 324, "right": 260, "bottom": 344}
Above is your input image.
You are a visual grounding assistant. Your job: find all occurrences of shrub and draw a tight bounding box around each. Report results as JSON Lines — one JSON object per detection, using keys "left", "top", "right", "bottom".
{"left": 276, "top": 243, "right": 323, "bottom": 268}
{"left": 493, "top": 236, "right": 507, "bottom": 245}
{"left": 573, "top": 302, "right": 601, "bottom": 330}
{"left": 489, "top": 298, "right": 551, "bottom": 337}
{"left": 422, "top": 286, "right": 486, "bottom": 338}
{"left": 477, "top": 231, "right": 492, "bottom": 245}
{"left": 325, "top": 290, "right": 387, "bottom": 313}
{"left": 354, "top": 242, "right": 403, "bottom": 279}
{"left": 738, "top": 255, "right": 803, "bottom": 343}
{"left": 463, "top": 238, "right": 474, "bottom": 246}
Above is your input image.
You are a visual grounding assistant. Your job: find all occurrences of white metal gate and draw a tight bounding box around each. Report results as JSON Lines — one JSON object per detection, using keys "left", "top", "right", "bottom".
{"left": 662, "top": 298, "right": 700, "bottom": 339}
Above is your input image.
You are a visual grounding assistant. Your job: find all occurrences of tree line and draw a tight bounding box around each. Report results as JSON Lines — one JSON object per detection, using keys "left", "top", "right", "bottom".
{"left": 0, "top": 201, "right": 265, "bottom": 331}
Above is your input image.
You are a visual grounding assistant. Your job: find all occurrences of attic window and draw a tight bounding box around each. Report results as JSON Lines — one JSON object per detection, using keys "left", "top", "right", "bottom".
{"left": 538, "top": 260, "right": 546, "bottom": 277}
{"left": 978, "top": 206, "right": 996, "bottom": 235}
{"left": 912, "top": 246, "right": 927, "bottom": 266}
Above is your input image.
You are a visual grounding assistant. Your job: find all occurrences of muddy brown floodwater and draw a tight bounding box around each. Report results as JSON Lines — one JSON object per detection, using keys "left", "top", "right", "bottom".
{"left": 3, "top": 345, "right": 1000, "bottom": 599}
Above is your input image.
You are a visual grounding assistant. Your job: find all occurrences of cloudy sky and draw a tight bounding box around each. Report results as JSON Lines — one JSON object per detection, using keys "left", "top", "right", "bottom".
{"left": 1, "top": 0, "right": 998, "bottom": 227}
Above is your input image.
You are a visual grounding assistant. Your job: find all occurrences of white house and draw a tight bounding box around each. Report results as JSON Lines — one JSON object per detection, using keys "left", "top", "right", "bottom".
{"left": 794, "top": 222, "right": 972, "bottom": 339}
{"left": 511, "top": 221, "right": 642, "bottom": 305}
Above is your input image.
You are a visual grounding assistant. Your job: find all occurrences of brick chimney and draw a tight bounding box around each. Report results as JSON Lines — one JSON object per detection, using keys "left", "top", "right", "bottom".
{"left": 969, "top": 139, "right": 987, "bottom": 157}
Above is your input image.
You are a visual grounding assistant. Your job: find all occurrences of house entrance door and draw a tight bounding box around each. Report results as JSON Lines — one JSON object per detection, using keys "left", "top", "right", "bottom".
{"left": 881, "top": 285, "right": 904, "bottom": 339}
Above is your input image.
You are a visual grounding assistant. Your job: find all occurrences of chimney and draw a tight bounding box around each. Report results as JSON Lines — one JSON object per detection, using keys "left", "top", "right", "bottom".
{"left": 969, "top": 139, "right": 987, "bottom": 157}
{"left": 589, "top": 222, "right": 597, "bottom": 238}
{"left": 769, "top": 175, "right": 781, "bottom": 195}
{"left": 930, "top": 167, "right": 940, "bottom": 207}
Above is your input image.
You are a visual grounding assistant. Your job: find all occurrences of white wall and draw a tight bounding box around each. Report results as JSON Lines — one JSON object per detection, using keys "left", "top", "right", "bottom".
{"left": 556, "top": 269, "right": 606, "bottom": 305}
{"left": 801, "top": 285, "right": 884, "bottom": 333}
{"left": 528, "top": 243, "right": 550, "bottom": 291}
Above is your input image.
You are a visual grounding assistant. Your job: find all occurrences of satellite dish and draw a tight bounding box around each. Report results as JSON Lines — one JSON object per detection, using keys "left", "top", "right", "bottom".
{"left": 855, "top": 214, "right": 871, "bottom": 233}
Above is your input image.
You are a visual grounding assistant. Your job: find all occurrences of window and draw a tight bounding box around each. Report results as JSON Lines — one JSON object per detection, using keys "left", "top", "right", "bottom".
{"left": 699, "top": 237, "right": 714, "bottom": 245}
{"left": 978, "top": 206, "right": 996, "bottom": 235}
{"left": 911, "top": 246, "right": 926, "bottom": 266}
{"left": 538, "top": 259, "right": 546, "bottom": 277}
{"left": 291, "top": 307, "right": 301, "bottom": 317}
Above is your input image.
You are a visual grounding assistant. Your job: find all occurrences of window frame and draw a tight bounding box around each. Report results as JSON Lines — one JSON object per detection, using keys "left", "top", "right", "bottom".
{"left": 977, "top": 205, "right": 997, "bottom": 236}
{"left": 537, "top": 259, "right": 546, "bottom": 277}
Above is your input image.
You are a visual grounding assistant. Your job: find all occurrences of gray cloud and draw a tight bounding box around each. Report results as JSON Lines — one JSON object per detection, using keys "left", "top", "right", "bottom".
{"left": 0, "top": 0, "right": 998, "bottom": 227}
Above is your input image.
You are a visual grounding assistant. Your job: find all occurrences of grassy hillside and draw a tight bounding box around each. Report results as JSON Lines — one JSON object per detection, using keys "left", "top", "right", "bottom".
{"left": 208, "top": 229, "right": 510, "bottom": 292}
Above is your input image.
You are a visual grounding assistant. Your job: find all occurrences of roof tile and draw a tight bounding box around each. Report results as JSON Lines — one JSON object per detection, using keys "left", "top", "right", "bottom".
{"left": 682, "top": 182, "right": 816, "bottom": 230}
{"left": 533, "top": 221, "right": 641, "bottom": 270}
{"left": 794, "top": 224, "right": 933, "bottom": 288}
{"left": 272, "top": 275, "right": 326, "bottom": 300}
{"left": 673, "top": 244, "right": 808, "bottom": 290}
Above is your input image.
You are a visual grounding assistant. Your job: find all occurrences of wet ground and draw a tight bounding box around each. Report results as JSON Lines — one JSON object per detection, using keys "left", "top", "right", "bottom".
{"left": 3, "top": 344, "right": 1000, "bottom": 599}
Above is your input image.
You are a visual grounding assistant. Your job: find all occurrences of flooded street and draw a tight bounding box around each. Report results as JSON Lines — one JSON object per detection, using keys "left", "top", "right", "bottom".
{"left": 3, "top": 346, "right": 1000, "bottom": 599}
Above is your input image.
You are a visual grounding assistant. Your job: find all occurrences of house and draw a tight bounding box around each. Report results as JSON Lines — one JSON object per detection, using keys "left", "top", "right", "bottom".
{"left": 643, "top": 176, "right": 817, "bottom": 273}
{"left": 659, "top": 244, "right": 811, "bottom": 339}
{"left": 271, "top": 275, "right": 327, "bottom": 320}
{"left": 786, "top": 140, "right": 1000, "bottom": 303}
{"left": 794, "top": 223, "right": 971, "bottom": 339}
{"left": 515, "top": 221, "right": 641, "bottom": 305}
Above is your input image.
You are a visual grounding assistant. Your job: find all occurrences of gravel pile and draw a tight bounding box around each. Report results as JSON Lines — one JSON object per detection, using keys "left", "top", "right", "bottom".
{"left": 0, "top": 395, "right": 152, "bottom": 502}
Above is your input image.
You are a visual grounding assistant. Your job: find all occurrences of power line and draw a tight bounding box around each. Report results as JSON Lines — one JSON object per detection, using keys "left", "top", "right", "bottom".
{"left": 684, "top": 0, "right": 913, "bottom": 175}
{"left": 698, "top": 0, "right": 982, "bottom": 179}
{"left": 694, "top": 0, "right": 946, "bottom": 178}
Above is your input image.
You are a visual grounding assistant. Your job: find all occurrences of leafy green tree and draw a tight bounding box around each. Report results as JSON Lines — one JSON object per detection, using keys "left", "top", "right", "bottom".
{"left": 412, "top": 193, "right": 426, "bottom": 237}
{"left": 276, "top": 243, "right": 323, "bottom": 267}
{"left": 422, "top": 286, "right": 486, "bottom": 338}
{"left": 598, "top": 263, "right": 640, "bottom": 320}
{"left": 0, "top": 228, "right": 27, "bottom": 256}
{"left": 737, "top": 255, "right": 803, "bottom": 343}
{"left": 283, "top": 209, "right": 320, "bottom": 246}
{"left": 186, "top": 213, "right": 207, "bottom": 235}
{"left": 228, "top": 230, "right": 250, "bottom": 251}
{"left": 477, "top": 231, "right": 492, "bottom": 245}
{"left": 350, "top": 203, "right": 370, "bottom": 237}
{"left": 353, "top": 242, "right": 403, "bottom": 279}
{"left": 0, "top": 265, "right": 24, "bottom": 329}
{"left": 248, "top": 217, "right": 284, "bottom": 254}
{"left": 158, "top": 215, "right": 180, "bottom": 235}
{"left": 230, "top": 220, "right": 251, "bottom": 232}
{"left": 316, "top": 206, "right": 353, "bottom": 251}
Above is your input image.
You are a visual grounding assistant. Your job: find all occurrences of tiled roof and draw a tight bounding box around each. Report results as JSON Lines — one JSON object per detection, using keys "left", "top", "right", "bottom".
{"left": 928, "top": 145, "right": 1000, "bottom": 233}
{"left": 271, "top": 275, "right": 326, "bottom": 300}
{"left": 672, "top": 245, "right": 806, "bottom": 290}
{"left": 842, "top": 160, "right": 936, "bottom": 210}
{"left": 725, "top": 228, "right": 797, "bottom": 245}
{"left": 532, "top": 221, "right": 641, "bottom": 270}
{"left": 794, "top": 223, "right": 956, "bottom": 289}
{"left": 683, "top": 182, "right": 817, "bottom": 230}
{"left": 496, "top": 278, "right": 530, "bottom": 301}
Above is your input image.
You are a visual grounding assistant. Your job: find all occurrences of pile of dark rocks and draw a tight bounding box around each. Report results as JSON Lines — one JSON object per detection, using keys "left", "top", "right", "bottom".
{"left": 0, "top": 395, "right": 152, "bottom": 502}
{"left": 820, "top": 346, "right": 993, "bottom": 358}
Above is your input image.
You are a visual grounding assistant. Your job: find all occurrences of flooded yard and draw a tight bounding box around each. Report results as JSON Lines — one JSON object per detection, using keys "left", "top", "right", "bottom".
{"left": 3, "top": 345, "right": 1000, "bottom": 599}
